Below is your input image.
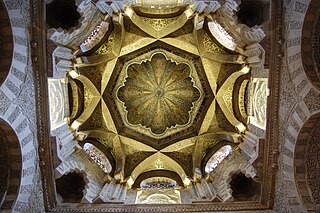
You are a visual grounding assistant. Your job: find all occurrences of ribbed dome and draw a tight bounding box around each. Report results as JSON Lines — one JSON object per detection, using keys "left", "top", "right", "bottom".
{"left": 117, "top": 53, "right": 200, "bottom": 135}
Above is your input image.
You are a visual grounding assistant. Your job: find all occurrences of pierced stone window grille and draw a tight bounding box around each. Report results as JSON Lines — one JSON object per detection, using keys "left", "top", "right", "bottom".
{"left": 205, "top": 145, "right": 233, "bottom": 173}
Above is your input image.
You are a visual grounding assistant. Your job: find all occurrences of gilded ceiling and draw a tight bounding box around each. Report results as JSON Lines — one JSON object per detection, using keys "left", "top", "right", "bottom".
{"left": 46, "top": 0, "right": 272, "bottom": 211}
{"left": 117, "top": 52, "right": 201, "bottom": 135}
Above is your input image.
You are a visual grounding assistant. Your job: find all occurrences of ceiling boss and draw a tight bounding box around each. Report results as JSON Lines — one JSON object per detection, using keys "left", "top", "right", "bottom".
{"left": 48, "top": 0, "right": 269, "bottom": 208}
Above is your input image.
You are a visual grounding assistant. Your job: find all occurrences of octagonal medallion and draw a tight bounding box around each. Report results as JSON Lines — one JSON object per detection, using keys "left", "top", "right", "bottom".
{"left": 104, "top": 42, "right": 214, "bottom": 149}
{"left": 117, "top": 53, "right": 201, "bottom": 135}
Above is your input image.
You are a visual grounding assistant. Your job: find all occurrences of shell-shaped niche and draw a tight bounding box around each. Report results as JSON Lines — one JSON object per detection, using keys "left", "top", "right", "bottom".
{"left": 117, "top": 53, "right": 200, "bottom": 135}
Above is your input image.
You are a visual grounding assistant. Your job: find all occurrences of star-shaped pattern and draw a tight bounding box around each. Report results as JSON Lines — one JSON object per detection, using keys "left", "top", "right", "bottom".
{"left": 67, "top": 5, "right": 251, "bottom": 184}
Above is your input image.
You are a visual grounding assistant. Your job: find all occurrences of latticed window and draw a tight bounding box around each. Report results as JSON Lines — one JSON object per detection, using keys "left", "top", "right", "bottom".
{"left": 205, "top": 145, "right": 233, "bottom": 173}
{"left": 83, "top": 143, "right": 112, "bottom": 173}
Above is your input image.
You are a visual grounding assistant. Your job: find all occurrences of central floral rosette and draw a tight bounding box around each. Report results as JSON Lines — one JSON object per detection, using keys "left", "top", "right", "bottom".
{"left": 117, "top": 53, "right": 200, "bottom": 135}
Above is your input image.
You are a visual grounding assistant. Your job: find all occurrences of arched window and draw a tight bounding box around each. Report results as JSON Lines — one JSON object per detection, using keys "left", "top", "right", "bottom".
{"left": 136, "top": 176, "right": 181, "bottom": 204}
{"left": 136, "top": 177, "right": 181, "bottom": 204}
{"left": 83, "top": 143, "right": 112, "bottom": 173}
{"left": 205, "top": 145, "right": 233, "bottom": 173}
{"left": 207, "top": 21, "right": 237, "bottom": 51}
{"left": 140, "top": 177, "right": 177, "bottom": 189}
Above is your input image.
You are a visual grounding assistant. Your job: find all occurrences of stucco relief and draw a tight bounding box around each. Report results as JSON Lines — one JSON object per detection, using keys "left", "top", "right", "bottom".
{"left": 48, "top": 78, "right": 68, "bottom": 131}
{"left": 248, "top": 78, "right": 268, "bottom": 130}
{"left": 36, "top": 0, "right": 276, "bottom": 212}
